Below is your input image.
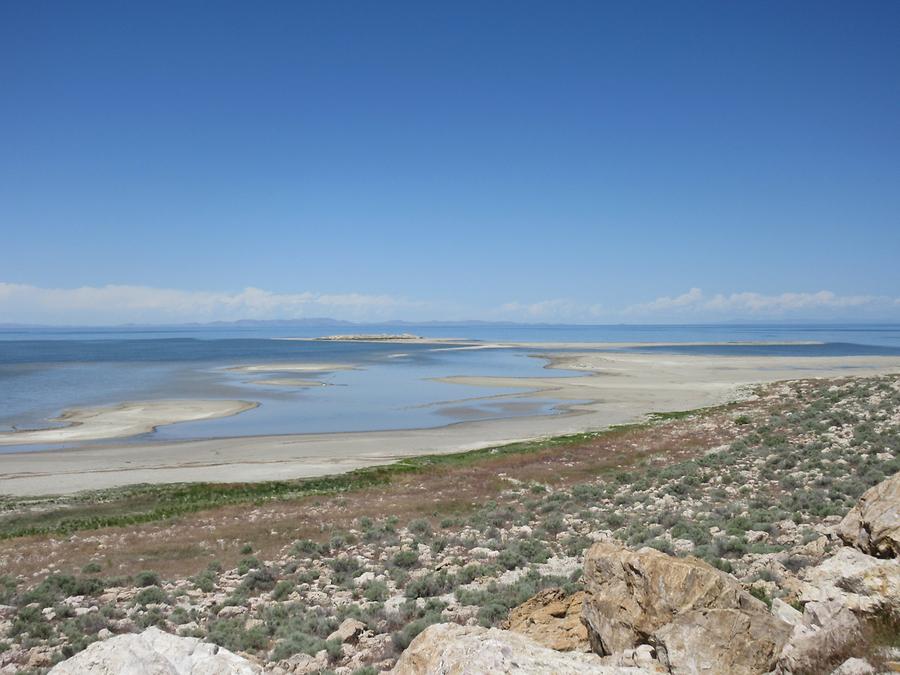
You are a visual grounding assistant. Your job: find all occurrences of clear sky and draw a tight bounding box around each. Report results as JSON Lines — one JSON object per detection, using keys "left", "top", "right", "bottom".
{"left": 1, "top": 1, "right": 899, "bottom": 324}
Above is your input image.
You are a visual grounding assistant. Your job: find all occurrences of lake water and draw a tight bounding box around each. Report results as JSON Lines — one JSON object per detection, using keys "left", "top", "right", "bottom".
{"left": 1, "top": 323, "right": 898, "bottom": 451}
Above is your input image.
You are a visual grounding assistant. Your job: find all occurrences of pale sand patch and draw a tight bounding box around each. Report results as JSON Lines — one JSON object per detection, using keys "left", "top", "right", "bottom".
{"left": 275, "top": 336, "right": 477, "bottom": 345}
{"left": 252, "top": 379, "right": 328, "bottom": 387}
{"left": 427, "top": 344, "right": 508, "bottom": 351}
{"left": 2, "top": 350, "right": 899, "bottom": 496}
{"left": 0, "top": 400, "right": 258, "bottom": 447}
{"left": 227, "top": 363, "right": 356, "bottom": 373}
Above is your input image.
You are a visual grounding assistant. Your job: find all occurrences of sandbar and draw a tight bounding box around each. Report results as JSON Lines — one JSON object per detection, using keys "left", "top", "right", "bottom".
{"left": 0, "top": 400, "right": 258, "bottom": 446}
{"left": 227, "top": 363, "right": 356, "bottom": 373}
{"left": 253, "top": 378, "right": 328, "bottom": 387}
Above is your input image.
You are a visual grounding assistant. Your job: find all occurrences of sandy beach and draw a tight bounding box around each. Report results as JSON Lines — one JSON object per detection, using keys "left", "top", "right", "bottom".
{"left": 2, "top": 347, "right": 899, "bottom": 496}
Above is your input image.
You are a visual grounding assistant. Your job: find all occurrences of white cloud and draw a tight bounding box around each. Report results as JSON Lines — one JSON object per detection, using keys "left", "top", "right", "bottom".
{"left": 631, "top": 287, "right": 704, "bottom": 312}
{"left": 626, "top": 288, "right": 898, "bottom": 318}
{"left": 704, "top": 290, "right": 875, "bottom": 312}
{"left": 0, "top": 282, "right": 422, "bottom": 325}
{"left": 1, "top": 281, "right": 897, "bottom": 325}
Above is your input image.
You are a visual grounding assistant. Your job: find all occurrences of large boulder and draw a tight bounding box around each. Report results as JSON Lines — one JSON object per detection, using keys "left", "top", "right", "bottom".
{"left": 48, "top": 627, "right": 261, "bottom": 675}
{"left": 774, "top": 599, "right": 863, "bottom": 675}
{"left": 580, "top": 541, "right": 767, "bottom": 654}
{"left": 327, "top": 617, "right": 367, "bottom": 644}
{"left": 390, "top": 623, "right": 653, "bottom": 674}
{"left": 505, "top": 588, "right": 590, "bottom": 652}
{"left": 837, "top": 473, "right": 900, "bottom": 558}
{"left": 798, "top": 546, "right": 900, "bottom": 615}
{"left": 655, "top": 608, "right": 791, "bottom": 675}
{"left": 581, "top": 542, "right": 793, "bottom": 674}
{"left": 830, "top": 658, "right": 876, "bottom": 675}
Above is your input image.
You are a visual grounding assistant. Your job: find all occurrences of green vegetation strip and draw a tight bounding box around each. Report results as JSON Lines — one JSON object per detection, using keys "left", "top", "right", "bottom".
{"left": 0, "top": 407, "right": 722, "bottom": 540}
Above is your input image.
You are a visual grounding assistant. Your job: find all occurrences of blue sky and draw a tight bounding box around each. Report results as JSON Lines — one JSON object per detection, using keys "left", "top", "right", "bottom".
{"left": 1, "top": 1, "right": 898, "bottom": 324}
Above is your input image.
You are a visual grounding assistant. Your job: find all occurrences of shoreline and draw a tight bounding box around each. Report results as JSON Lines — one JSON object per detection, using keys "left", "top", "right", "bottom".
{"left": 2, "top": 348, "right": 900, "bottom": 497}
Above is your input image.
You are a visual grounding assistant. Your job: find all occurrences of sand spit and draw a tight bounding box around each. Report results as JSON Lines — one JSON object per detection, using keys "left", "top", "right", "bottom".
{"left": 436, "top": 351, "right": 897, "bottom": 404}
{"left": 275, "top": 336, "right": 479, "bottom": 345}
{"left": 0, "top": 399, "right": 258, "bottom": 446}
{"left": 2, "top": 349, "right": 900, "bottom": 496}
{"left": 499, "top": 340, "right": 825, "bottom": 349}
{"left": 227, "top": 362, "right": 356, "bottom": 373}
{"left": 252, "top": 378, "right": 328, "bottom": 387}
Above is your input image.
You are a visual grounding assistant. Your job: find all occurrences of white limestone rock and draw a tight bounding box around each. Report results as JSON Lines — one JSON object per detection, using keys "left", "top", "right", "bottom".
{"left": 390, "top": 623, "right": 652, "bottom": 674}
{"left": 48, "top": 627, "right": 262, "bottom": 675}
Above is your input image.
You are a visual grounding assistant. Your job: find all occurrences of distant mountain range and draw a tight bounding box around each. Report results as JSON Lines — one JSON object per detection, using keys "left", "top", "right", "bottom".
{"left": 0, "top": 318, "right": 527, "bottom": 329}
{"left": 0, "top": 318, "right": 897, "bottom": 330}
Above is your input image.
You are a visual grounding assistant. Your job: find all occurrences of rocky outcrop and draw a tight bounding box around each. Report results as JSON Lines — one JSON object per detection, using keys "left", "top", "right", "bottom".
{"left": 390, "top": 623, "right": 652, "bottom": 674}
{"left": 830, "top": 658, "right": 876, "bottom": 675}
{"left": 598, "top": 644, "right": 667, "bottom": 672}
{"left": 771, "top": 598, "right": 804, "bottom": 627}
{"left": 580, "top": 541, "right": 770, "bottom": 654}
{"left": 837, "top": 472, "right": 900, "bottom": 558}
{"left": 505, "top": 588, "right": 590, "bottom": 652}
{"left": 48, "top": 627, "right": 261, "bottom": 674}
{"left": 655, "top": 608, "right": 791, "bottom": 675}
{"left": 798, "top": 545, "right": 900, "bottom": 614}
{"left": 581, "top": 541, "right": 792, "bottom": 674}
{"left": 774, "top": 599, "right": 863, "bottom": 675}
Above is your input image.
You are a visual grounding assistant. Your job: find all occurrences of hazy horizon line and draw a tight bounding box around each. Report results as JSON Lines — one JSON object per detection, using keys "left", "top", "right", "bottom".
{"left": 3, "top": 318, "right": 900, "bottom": 330}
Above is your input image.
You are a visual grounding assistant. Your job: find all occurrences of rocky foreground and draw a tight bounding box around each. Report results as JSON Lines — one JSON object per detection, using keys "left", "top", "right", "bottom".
{"left": 1, "top": 375, "right": 899, "bottom": 674}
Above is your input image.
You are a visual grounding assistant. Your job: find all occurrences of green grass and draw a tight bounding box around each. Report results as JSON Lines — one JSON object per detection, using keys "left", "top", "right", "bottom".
{"left": 646, "top": 402, "right": 733, "bottom": 422}
{"left": 0, "top": 405, "right": 726, "bottom": 540}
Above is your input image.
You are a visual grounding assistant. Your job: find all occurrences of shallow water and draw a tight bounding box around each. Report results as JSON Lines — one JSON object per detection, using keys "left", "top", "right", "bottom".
{"left": 0, "top": 338, "right": 574, "bottom": 450}
{"left": 1, "top": 323, "right": 898, "bottom": 451}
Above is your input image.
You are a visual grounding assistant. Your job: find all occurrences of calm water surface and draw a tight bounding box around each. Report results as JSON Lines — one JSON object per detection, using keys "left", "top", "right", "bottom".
{"left": 1, "top": 323, "right": 898, "bottom": 452}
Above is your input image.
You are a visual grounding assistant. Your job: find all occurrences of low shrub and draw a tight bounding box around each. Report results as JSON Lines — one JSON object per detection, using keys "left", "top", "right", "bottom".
{"left": 241, "top": 567, "right": 277, "bottom": 593}
{"left": 134, "top": 586, "right": 168, "bottom": 607}
{"left": 81, "top": 562, "right": 103, "bottom": 575}
{"left": 392, "top": 550, "right": 420, "bottom": 569}
{"left": 271, "top": 580, "right": 294, "bottom": 601}
{"left": 134, "top": 570, "right": 161, "bottom": 588}
{"left": 21, "top": 574, "right": 105, "bottom": 608}
{"left": 405, "top": 572, "right": 455, "bottom": 599}
{"left": 363, "top": 580, "right": 389, "bottom": 602}
{"left": 237, "top": 557, "right": 261, "bottom": 575}
{"left": 207, "top": 617, "right": 268, "bottom": 653}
